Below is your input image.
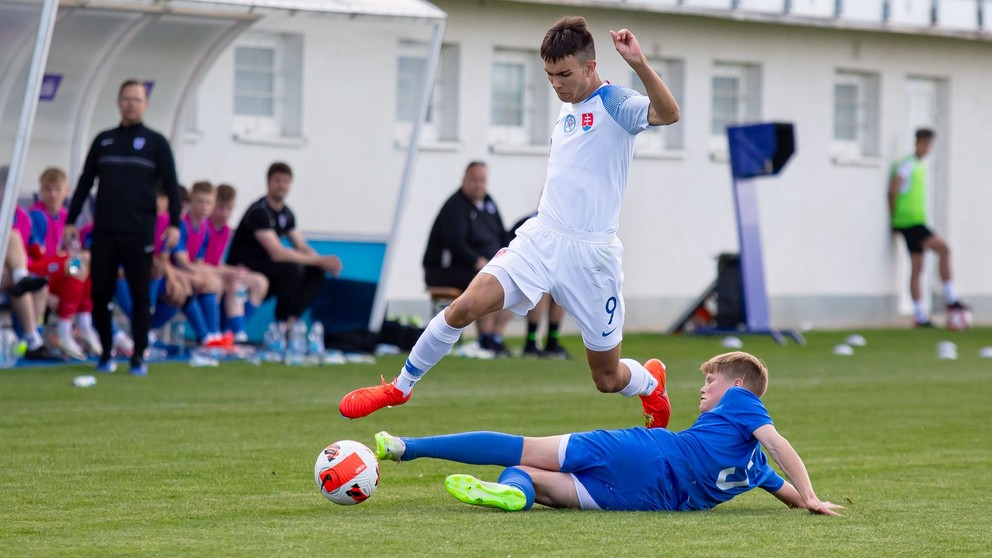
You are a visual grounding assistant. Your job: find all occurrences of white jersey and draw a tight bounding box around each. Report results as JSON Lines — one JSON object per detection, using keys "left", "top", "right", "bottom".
{"left": 538, "top": 83, "right": 651, "bottom": 235}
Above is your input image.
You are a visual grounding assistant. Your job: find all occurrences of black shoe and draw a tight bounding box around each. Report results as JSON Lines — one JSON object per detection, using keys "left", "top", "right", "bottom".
{"left": 947, "top": 301, "right": 970, "bottom": 311}
{"left": 522, "top": 344, "right": 543, "bottom": 357}
{"left": 11, "top": 275, "right": 48, "bottom": 297}
{"left": 491, "top": 341, "right": 510, "bottom": 358}
{"left": 914, "top": 320, "right": 935, "bottom": 328}
{"left": 542, "top": 344, "right": 571, "bottom": 360}
{"left": 23, "top": 345, "right": 61, "bottom": 361}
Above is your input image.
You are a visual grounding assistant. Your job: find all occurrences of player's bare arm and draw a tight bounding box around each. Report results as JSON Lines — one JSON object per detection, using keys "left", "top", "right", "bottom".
{"left": 887, "top": 174, "right": 903, "bottom": 219}
{"left": 610, "top": 28, "right": 680, "bottom": 126}
{"left": 754, "top": 424, "right": 842, "bottom": 516}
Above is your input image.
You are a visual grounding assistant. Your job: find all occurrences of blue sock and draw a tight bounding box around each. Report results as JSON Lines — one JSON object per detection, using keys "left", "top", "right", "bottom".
{"left": 151, "top": 304, "right": 179, "bottom": 329}
{"left": 115, "top": 278, "right": 133, "bottom": 318}
{"left": 183, "top": 298, "right": 209, "bottom": 341}
{"left": 228, "top": 315, "right": 246, "bottom": 334}
{"left": 197, "top": 293, "right": 220, "bottom": 334}
{"left": 401, "top": 432, "right": 523, "bottom": 466}
{"left": 12, "top": 316, "right": 24, "bottom": 337}
{"left": 498, "top": 467, "right": 536, "bottom": 510}
{"left": 243, "top": 301, "right": 257, "bottom": 320}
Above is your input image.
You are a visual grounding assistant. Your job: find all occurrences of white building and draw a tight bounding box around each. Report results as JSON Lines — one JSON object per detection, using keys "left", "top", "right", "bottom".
{"left": 10, "top": 0, "right": 992, "bottom": 332}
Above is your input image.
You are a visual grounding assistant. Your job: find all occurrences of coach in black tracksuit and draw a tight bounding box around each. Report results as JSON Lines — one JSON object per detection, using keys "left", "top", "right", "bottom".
{"left": 422, "top": 161, "right": 512, "bottom": 354}
{"left": 226, "top": 162, "right": 342, "bottom": 325}
{"left": 65, "top": 79, "right": 181, "bottom": 375}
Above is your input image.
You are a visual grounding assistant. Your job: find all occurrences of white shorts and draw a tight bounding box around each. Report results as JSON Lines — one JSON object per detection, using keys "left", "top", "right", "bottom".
{"left": 481, "top": 215, "right": 624, "bottom": 352}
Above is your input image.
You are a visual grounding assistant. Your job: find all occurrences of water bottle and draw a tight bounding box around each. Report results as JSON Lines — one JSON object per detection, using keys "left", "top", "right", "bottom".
{"left": 170, "top": 317, "right": 187, "bottom": 356}
{"left": 264, "top": 322, "right": 285, "bottom": 352}
{"left": 0, "top": 327, "right": 17, "bottom": 368}
{"left": 307, "top": 321, "right": 325, "bottom": 364}
{"left": 284, "top": 321, "right": 307, "bottom": 366}
{"left": 263, "top": 322, "right": 285, "bottom": 362}
{"left": 234, "top": 280, "right": 249, "bottom": 306}
{"left": 67, "top": 239, "right": 83, "bottom": 277}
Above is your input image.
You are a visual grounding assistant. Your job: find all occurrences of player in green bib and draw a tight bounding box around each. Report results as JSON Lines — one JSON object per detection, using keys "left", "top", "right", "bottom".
{"left": 888, "top": 128, "right": 968, "bottom": 327}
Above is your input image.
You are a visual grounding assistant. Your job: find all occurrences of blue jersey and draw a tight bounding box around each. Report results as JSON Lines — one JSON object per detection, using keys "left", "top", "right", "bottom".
{"left": 172, "top": 221, "right": 189, "bottom": 255}
{"left": 563, "top": 387, "right": 784, "bottom": 511}
{"left": 665, "top": 387, "right": 784, "bottom": 509}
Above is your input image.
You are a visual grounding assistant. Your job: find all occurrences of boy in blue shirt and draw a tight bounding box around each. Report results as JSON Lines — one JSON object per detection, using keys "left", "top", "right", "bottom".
{"left": 373, "top": 351, "right": 841, "bottom": 515}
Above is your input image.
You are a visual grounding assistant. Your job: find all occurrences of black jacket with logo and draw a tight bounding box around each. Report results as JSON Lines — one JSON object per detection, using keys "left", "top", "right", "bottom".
{"left": 67, "top": 122, "right": 181, "bottom": 241}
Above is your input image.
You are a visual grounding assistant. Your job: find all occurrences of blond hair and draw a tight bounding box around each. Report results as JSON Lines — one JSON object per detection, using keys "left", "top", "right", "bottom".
{"left": 39, "top": 166, "right": 67, "bottom": 187}
{"left": 700, "top": 351, "right": 769, "bottom": 397}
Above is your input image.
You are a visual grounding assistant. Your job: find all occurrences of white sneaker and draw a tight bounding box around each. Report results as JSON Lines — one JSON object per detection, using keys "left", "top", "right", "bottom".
{"left": 56, "top": 333, "right": 87, "bottom": 360}
{"left": 113, "top": 330, "right": 135, "bottom": 358}
{"left": 233, "top": 331, "right": 248, "bottom": 343}
{"left": 373, "top": 431, "right": 406, "bottom": 462}
{"left": 78, "top": 326, "right": 103, "bottom": 357}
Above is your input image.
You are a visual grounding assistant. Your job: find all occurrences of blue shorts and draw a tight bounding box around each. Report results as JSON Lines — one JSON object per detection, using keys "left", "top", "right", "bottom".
{"left": 561, "top": 427, "right": 680, "bottom": 511}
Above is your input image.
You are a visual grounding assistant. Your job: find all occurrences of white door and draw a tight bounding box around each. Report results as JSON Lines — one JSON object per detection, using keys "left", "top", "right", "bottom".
{"left": 895, "top": 77, "right": 945, "bottom": 318}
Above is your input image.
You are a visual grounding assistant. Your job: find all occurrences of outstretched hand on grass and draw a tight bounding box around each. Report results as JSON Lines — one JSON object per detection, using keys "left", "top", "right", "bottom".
{"left": 807, "top": 498, "right": 844, "bottom": 516}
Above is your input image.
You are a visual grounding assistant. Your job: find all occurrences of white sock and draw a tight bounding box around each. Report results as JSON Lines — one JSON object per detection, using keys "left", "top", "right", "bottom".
{"left": 26, "top": 330, "right": 43, "bottom": 350}
{"left": 944, "top": 281, "right": 958, "bottom": 304}
{"left": 618, "top": 358, "right": 658, "bottom": 397}
{"left": 11, "top": 267, "right": 28, "bottom": 284}
{"left": 57, "top": 318, "right": 73, "bottom": 339}
{"left": 913, "top": 300, "right": 928, "bottom": 323}
{"left": 76, "top": 312, "right": 93, "bottom": 330}
{"left": 395, "top": 311, "right": 464, "bottom": 395}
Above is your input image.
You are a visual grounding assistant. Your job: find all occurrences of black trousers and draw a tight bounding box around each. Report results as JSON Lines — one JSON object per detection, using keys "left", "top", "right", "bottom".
{"left": 90, "top": 231, "right": 152, "bottom": 363}
{"left": 425, "top": 266, "right": 477, "bottom": 292}
{"left": 256, "top": 261, "right": 326, "bottom": 321}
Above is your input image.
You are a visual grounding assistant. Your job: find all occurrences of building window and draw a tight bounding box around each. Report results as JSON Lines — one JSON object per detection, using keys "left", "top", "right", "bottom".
{"left": 490, "top": 49, "right": 548, "bottom": 146}
{"left": 234, "top": 46, "right": 275, "bottom": 118}
{"left": 833, "top": 70, "right": 880, "bottom": 158}
{"left": 232, "top": 32, "right": 303, "bottom": 140}
{"left": 710, "top": 62, "right": 761, "bottom": 147}
{"left": 630, "top": 58, "right": 685, "bottom": 153}
{"left": 396, "top": 41, "right": 459, "bottom": 144}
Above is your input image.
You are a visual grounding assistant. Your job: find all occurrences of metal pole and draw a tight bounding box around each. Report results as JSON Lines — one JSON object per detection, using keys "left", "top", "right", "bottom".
{"left": 367, "top": 17, "right": 446, "bottom": 333}
{"left": 0, "top": 0, "right": 60, "bottom": 268}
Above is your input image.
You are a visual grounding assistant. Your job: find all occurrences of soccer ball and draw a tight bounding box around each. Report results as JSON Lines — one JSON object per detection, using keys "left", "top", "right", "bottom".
{"left": 314, "top": 440, "right": 379, "bottom": 505}
{"left": 946, "top": 308, "right": 973, "bottom": 332}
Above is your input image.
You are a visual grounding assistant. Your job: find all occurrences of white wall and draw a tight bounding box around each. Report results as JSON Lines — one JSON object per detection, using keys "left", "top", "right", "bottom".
{"left": 182, "top": 0, "right": 992, "bottom": 331}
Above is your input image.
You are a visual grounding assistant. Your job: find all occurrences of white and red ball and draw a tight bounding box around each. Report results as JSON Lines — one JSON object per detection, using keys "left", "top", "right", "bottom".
{"left": 947, "top": 308, "right": 973, "bottom": 332}
{"left": 314, "top": 440, "right": 379, "bottom": 505}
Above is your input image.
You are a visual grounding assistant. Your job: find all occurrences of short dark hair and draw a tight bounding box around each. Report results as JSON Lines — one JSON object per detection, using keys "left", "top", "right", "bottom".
{"left": 177, "top": 184, "right": 190, "bottom": 204}
{"left": 267, "top": 162, "right": 293, "bottom": 180}
{"left": 191, "top": 181, "right": 214, "bottom": 196}
{"left": 916, "top": 128, "right": 935, "bottom": 141}
{"left": 465, "top": 161, "right": 486, "bottom": 173}
{"left": 118, "top": 79, "right": 145, "bottom": 99}
{"left": 215, "top": 184, "right": 236, "bottom": 203}
{"left": 541, "top": 16, "right": 596, "bottom": 64}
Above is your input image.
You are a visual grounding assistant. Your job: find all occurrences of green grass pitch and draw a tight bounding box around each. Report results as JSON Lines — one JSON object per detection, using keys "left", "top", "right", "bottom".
{"left": 2, "top": 328, "right": 991, "bottom": 556}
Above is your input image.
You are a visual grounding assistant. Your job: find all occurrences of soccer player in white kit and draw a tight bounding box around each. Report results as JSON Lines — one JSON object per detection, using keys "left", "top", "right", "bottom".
{"left": 340, "top": 16, "right": 681, "bottom": 427}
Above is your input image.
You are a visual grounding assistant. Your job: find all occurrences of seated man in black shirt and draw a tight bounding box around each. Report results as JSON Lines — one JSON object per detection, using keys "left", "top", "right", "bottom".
{"left": 423, "top": 161, "right": 512, "bottom": 355}
{"left": 226, "top": 162, "right": 342, "bottom": 329}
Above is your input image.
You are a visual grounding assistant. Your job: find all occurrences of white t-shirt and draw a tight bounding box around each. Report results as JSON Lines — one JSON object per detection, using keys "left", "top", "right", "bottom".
{"left": 537, "top": 83, "right": 651, "bottom": 235}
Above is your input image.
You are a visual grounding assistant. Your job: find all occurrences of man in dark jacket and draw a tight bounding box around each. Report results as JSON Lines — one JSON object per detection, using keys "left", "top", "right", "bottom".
{"left": 65, "top": 78, "right": 181, "bottom": 376}
{"left": 423, "top": 161, "right": 511, "bottom": 355}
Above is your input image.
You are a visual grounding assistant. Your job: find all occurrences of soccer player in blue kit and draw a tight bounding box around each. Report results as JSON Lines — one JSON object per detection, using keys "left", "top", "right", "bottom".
{"left": 341, "top": 16, "right": 681, "bottom": 429}
{"left": 373, "top": 351, "right": 842, "bottom": 515}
